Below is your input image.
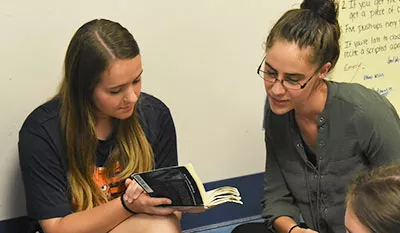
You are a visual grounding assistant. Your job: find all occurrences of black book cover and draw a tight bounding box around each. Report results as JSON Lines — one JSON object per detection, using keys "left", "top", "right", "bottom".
{"left": 131, "top": 166, "right": 205, "bottom": 206}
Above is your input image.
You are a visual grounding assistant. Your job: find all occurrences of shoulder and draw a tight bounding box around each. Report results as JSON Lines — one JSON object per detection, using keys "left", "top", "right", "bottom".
{"left": 137, "top": 92, "right": 172, "bottom": 116}
{"left": 20, "top": 98, "right": 61, "bottom": 133}
{"left": 329, "top": 81, "right": 398, "bottom": 122}
{"left": 19, "top": 98, "right": 64, "bottom": 167}
{"left": 136, "top": 93, "right": 177, "bottom": 160}
{"left": 138, "top": 92, "right": 170, "bottom": 111}
{"left": 136, "top": 93, "right": 174, "bottom": 138}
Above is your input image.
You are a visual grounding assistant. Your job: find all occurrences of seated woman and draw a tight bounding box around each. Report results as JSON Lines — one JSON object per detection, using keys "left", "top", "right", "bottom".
{"left": 19, "top": 19, "right": 181, "bottom": 233}
{"left": 345, "top": 163, "right": 400, "bottom": 233}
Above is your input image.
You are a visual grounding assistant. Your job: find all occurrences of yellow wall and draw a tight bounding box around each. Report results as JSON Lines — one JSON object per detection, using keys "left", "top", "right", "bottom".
{"left": 334, "top": 0, "right": 400, "bottom": 111}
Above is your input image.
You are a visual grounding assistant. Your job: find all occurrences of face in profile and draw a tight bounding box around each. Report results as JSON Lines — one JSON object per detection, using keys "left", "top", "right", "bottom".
{"left": 263, "top": 40, "right": 322, "bottom": 115}
{"left": 345, "top": 203, "right": 371, "bottom": 233}
{"left": 92, "top": 55, "right": 143, "bottom": 120}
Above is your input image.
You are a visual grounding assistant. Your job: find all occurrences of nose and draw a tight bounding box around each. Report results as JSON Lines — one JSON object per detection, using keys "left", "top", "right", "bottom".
{"left": 124, "top": 85, "right": 138, "bottom": 103}
{"left": 270, "top": 79, "right": 286, "bottom": 96}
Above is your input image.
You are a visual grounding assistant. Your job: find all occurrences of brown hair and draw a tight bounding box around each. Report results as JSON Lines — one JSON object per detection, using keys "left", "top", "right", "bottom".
{"left": 266, "top": 0, "right": 341, "bottom": 71}
{"left": 58, "top": 19, "right": 153, "bottom": 211}
{"left": 347, "top": 163, "right": 400, "bottom": 233}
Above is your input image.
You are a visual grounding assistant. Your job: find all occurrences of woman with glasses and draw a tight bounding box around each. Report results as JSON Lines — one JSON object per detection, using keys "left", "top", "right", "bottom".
{"left": 232, "top": 0, "right": 400, "bottom": 233}
{"left": 345, "top": 163, "right": 400, "bottom": 233}
{"left": 19, "top": 19, "right": 181, "bottom": 233}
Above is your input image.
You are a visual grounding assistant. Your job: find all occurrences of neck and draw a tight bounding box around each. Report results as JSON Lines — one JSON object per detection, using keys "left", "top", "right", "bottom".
{"left": 295, "top": 81, "right": 328, "bottom": 123}
{"left": 94, "top": 113, "right": 114, "bottom": 140}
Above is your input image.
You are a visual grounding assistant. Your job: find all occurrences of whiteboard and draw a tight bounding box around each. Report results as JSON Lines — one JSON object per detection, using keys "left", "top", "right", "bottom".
{"left": 0, "top": 0, "right": 300, "bottom": 220}
{"left": 334, "top": 0, "right": 400, "bottom": 111}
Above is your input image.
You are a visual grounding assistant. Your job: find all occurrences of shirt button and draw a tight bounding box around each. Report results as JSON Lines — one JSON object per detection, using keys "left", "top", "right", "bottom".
{"left": 319, "top": 141, "right": 324, "bottom": 147}
{"left": 296, "top": 143, "right": 302, "bottom": 148}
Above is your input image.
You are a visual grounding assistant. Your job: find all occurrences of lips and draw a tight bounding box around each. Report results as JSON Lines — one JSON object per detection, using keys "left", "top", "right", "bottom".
{"left": 270, "top": 96, "right": 287, "bottom": 103}
{"left": 269, "top": 96, "right": 289, "bottom": 106}
{"left": 120, "top": 105, "right": 133, "bottom": 111}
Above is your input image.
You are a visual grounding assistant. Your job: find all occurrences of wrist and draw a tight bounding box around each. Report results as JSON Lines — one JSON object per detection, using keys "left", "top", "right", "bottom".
{"left": 288, "top": 224, "right": 300, "bottom": 233}
{"left": 120, "top": 194, "right": 136, "bottom": 215}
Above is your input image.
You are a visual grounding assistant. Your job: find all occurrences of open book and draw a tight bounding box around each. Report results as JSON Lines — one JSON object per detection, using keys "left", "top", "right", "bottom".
{"left": 131, "top": 164, "right": 242, "bottom": 210}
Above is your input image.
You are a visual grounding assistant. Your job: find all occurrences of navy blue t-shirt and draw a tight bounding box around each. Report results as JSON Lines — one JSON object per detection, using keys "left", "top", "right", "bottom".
{"left": 18, "top": 92, "right": 178, "bottom": 221}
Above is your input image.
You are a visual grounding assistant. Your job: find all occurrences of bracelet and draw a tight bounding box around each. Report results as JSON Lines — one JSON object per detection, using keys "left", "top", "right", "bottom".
{"left": 120, "top": 194, "right": 136, "bottom": 215}
{"left": 288, "top": 224, "right": 299, "bottom": 233}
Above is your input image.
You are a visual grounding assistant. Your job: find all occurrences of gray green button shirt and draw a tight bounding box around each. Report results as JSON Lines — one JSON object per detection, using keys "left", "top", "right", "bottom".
{"left": 262, "top": 81, "right": 400, "bottom": 233}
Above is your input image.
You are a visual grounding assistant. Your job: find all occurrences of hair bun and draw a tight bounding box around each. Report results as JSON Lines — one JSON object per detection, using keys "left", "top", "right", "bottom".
{"left": 300, "top": 0, "right": 338, "bottom": 24}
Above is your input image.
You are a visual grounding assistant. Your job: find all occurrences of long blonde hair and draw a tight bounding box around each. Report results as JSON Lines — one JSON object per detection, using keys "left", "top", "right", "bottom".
{"left": 58, "top": 19, "right": 153, "bottom": 211}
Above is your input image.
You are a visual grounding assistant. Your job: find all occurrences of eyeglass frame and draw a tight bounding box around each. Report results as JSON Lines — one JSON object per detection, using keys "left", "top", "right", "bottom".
{"left": 257, "top": 56, "right": 322, "bottom": 90}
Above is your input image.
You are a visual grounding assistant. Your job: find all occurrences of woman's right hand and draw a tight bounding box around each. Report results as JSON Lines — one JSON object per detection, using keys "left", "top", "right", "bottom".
{"left": 123, "top": 178, "right": 144, "bottom": 203}
{"left": 123, "top": 178, "right": 176, "bottom": 216}
{"left": 125, "top": 192, "right": 176, "bottom": 215}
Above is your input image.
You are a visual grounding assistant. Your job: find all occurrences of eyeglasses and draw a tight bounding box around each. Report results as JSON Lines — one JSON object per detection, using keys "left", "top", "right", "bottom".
{"left": 257, "top": 56, "right": 319, "bottom": 90}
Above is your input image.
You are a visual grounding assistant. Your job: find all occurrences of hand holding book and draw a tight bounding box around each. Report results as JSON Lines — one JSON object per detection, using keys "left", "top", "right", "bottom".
{"left": 121, "top": 178, "right": 177, "bottom": 215}
{"left": 130, "top": 164, "right": 243, "bottom": 213}
{"left": 123, "top": 178, "right": 144, "bottom": 203}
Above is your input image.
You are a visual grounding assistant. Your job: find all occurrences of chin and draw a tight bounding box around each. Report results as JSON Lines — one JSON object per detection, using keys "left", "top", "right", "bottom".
{"left": 269, "top": 102, "right": 293, "bottom": 115}
{"left": 114, "top": 111, "right": 134, "bottom": 120}
{"left": 116, "top": 115, "right": 132, "bottom": 120}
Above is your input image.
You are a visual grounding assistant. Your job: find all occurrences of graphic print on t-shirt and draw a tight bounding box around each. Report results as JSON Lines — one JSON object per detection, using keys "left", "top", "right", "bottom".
{"left": 93, "top": 163, "right": 123, "bottom": 201}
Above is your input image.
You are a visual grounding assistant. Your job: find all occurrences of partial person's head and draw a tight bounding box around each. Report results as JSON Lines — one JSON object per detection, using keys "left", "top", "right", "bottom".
{"left": 345, "top": 164, "right": 400, "bottom": 233}
{"left": 58, "top": 19, "right": 153, "bottom": 212}
{"left": 258, "top": 0, "right": 340, "bottom": 114}
{"left": 60, "top": 18, "right": 142, "bottom": 121}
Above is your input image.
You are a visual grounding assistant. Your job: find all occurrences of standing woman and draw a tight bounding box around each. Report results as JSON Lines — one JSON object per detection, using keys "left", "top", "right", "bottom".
{"left": 233, "top": 0, "right": 400, "bottom": 233}
{"left": 19, "top": 19, "right": 181, "bottom": 233}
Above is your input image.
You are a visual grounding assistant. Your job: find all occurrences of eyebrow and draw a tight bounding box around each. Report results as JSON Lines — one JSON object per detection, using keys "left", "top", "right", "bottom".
{"left": 264, "top": 62, "right": 306, "bottom": 78}
{"left": 109, "top": 70, "right": 143, "bottom": 89}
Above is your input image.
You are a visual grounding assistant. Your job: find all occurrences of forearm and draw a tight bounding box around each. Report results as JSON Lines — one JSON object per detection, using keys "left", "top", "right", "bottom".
{"left": 41, "top": 198, "right": 131, "bottom": 233}
{"left": 273, "top": 216, "right": 298, "bottom": 233}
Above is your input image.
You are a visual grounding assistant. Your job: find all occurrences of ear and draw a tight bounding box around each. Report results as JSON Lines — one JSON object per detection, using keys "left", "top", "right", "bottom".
{"left": 317, "top": 62, "right": 332, "bottom": 79}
